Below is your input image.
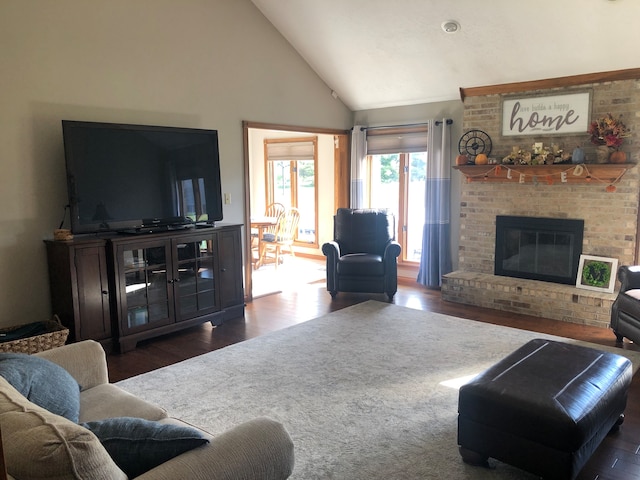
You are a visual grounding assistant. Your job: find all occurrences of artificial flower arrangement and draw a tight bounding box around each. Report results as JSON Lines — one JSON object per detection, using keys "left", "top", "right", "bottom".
{"left": 588, "top": 113, "right": 631, "bottom": 149}
{"left": 501, "top": 143, "right": 566, "bottom": 165}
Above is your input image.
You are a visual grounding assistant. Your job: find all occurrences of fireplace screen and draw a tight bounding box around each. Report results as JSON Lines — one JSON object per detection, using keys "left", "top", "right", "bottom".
{"left": 494, "top": 216, "right": 584, "bottom": 285}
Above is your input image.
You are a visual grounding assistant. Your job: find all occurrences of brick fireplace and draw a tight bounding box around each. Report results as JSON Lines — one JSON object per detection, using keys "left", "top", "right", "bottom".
{"left": 441, "top": 77, "right": 640, "bottom": 329}
{"left": 441, "top": 172, "right": 639, "bottom": 328}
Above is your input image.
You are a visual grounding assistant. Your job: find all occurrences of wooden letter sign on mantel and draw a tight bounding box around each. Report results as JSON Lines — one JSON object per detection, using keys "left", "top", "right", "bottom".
{"left": 502, "top": 91, "right": 591, "bottom": 136}
{"left": 452, "top": 163, "right": 633, "bottom": 187}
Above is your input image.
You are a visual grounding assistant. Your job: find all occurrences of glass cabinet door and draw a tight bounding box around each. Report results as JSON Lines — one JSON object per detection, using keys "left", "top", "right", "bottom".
{"left": 174, "top": 235, "right": 219, "bottom": 320}
{"left": 120, "top": 242, "right": 173, "bottom": 331}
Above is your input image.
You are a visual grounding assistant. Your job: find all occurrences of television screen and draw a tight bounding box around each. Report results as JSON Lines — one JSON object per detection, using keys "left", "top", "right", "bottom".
{"left": 62, "top": 120, "right": 223, "bottom": 234}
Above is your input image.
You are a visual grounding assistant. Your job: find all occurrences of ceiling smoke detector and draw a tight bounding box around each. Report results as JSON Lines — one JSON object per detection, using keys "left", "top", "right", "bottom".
{"left": 441, "top": 20, "right": 460, "bottom": 34}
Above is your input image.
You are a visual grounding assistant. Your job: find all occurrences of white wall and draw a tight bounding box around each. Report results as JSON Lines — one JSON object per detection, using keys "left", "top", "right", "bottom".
{"left": 0, "top": 0, "right": 352, "bottom": 326}
{"left": 353, "top": 100, "right": 465, "bottom": 271}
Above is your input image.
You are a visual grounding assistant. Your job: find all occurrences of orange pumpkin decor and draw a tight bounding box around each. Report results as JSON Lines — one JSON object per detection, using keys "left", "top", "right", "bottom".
{"left": 474, "top": 153, "right": 488, "bottom": 165}
{"left": 609, "top": 150, "right": 627, "bottom": 164}
{"left": 455, "top": 154, "right": 468, "bottom": 165}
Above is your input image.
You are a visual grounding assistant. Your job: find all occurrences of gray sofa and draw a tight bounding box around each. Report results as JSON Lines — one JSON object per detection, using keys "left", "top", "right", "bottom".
{"left": 0, "top": 340, "right": 294, "bottom": 479}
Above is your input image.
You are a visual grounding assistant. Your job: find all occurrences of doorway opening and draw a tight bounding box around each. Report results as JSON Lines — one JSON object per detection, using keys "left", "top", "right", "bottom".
{"left": 243, "top": 122, "right": 350, "bottom": 300}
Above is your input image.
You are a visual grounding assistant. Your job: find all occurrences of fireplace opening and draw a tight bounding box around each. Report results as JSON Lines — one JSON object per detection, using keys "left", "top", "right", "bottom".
{"left": 495, "top": 216, "right": 584, "bottom": 285}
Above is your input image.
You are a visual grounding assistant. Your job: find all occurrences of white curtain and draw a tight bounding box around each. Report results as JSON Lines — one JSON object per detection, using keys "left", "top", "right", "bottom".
{"left": 350, "top": 126, "right": 367, "bottom": 208}
{"left": 417, "top": 119, "right": 453, "bottom": 287}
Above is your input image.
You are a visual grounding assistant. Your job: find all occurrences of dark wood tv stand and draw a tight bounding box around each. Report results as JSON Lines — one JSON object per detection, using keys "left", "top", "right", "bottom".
{"left": 45, "top": 224, "right": 244, "bottom": 352}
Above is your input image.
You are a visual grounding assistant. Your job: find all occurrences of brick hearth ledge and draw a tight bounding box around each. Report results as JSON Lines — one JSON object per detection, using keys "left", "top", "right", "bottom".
{"left": 441, "top": 271, "right": 616, "bottom": 329}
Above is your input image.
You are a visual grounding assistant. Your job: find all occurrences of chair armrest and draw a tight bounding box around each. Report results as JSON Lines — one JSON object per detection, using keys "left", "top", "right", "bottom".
{"left": 618, "top": 266, "right": 640, "bottom": 292}
{"left": 136, "top": 417, "right": 294, "bottom": 480}
{"left": 383, "top": 241, "right": 401, "bottom": 298}
{"left": 384, "top": 241, "right": 402, "bottom": 260}
{"left": 383, "top": 241, "right": 401, "bottom": 277}
{"left": 321, "top": 241, "right": 340, "bottom": 260}
{"left": 322, "top": 242, "right": 340, "bottom": 292}
{"left": 35, "top": 340, "right": 109, "bottom": 391}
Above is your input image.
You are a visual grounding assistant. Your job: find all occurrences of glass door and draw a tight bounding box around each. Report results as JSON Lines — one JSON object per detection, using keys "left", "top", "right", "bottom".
{"left": 119, "top": 241, "right": 173, "bottom": 332}
{"left": 266, "top": 159, "right": 318, "bottom": 247}
{"left": 368, "top": 152, "right": 426, "bottom": 263}
{"left": 404, "top": 152, "right": 426, "bottom": 262}
{"left": 173, "top": 234, "right": 219, "bottom": 320}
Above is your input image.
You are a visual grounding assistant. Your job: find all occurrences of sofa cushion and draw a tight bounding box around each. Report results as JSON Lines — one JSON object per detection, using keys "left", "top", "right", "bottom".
{"left": 337, "top": 253, "right": 384, "bottom": 276}
{"left": 0, "top": 352, "right": 80, "bottom": 422}
{"left": 79, "top": 383, "right": 167, "bottom": 423}
{"left": 82, "top": 417, "right": 209, "bottom": 478}
{"left": 0, "top": 376, "right": 127, "bottom": 480}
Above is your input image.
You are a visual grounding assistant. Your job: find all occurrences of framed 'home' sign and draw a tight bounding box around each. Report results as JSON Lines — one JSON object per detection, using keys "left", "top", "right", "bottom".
{"left": 501, "top": 91, "right": 591, "bottom": 137}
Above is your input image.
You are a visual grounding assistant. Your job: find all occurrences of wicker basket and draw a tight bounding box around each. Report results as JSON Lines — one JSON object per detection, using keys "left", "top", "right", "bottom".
{"left": 0, "top": 316, "right": 69, "bottom": 354}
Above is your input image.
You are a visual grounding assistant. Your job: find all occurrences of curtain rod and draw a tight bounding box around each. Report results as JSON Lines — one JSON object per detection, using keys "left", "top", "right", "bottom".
{"left": 354, "top": 120, "right": 453, "bottom": 131}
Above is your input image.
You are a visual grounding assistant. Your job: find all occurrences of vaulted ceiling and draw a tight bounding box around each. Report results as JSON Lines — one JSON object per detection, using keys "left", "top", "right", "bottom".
{"left": 251, "top": 0, "right": 640, "bottom": 111}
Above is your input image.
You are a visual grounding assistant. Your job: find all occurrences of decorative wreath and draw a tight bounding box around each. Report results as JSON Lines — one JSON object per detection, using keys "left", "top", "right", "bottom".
{"left": 581, "top": 261, "right": 611, "bottom": 288}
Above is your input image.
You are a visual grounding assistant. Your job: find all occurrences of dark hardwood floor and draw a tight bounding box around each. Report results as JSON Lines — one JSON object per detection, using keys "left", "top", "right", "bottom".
{"left": 107, "top": 277, "right": 640, "bottom": 480}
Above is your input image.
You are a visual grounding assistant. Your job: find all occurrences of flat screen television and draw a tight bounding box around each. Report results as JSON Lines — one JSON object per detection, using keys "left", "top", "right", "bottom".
{"left": 62, "top": 120, "right": 224, "bottom": 234}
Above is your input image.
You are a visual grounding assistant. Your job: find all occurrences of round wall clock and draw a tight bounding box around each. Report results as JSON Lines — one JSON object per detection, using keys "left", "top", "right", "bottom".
{"left": 458, "top": 129, "right": 492, "bottom": 158}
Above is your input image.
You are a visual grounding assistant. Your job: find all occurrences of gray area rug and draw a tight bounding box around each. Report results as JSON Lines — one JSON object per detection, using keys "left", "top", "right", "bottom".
{"left": 117, "top": 300, "right": 640, "bottom": 479}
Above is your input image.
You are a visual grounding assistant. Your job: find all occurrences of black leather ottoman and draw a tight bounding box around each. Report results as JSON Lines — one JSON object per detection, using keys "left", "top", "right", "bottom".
{"left": 457, "top": 339, "right": 632, "bottom": 480}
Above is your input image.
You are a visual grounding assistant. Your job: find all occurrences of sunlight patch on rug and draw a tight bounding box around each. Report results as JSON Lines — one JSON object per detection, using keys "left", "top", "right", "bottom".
{"left": 440, "top": 373, "right": 480, "bottom": 390}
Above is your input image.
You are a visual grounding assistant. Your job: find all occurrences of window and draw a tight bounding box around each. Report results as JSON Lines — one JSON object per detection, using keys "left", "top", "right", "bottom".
{"left": 368, "top": 153, "right": 425, "bottom": 263}
{"left": 264, "top": 137, "right": 318, "bottom": 246}
{"left": 366, "top": 126, "right": 428, "bottom": 263}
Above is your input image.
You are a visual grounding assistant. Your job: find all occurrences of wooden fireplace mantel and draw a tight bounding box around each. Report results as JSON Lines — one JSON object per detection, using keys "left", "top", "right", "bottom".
{"left": 458, "top": 68, "right": 640, "bottom": 101}
{"left": 452, "top": 163, "right": 635, "bottom": 185}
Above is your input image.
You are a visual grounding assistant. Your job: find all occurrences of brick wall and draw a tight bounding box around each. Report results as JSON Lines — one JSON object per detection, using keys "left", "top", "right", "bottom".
{"left": 462, "top": 80, "right": 640, "bottom": 169}
{"left": 459, "top": 79, "right": 640, "bottom": 274}
{"left": 442, "top": 78, "right": 640, "bottom": 327}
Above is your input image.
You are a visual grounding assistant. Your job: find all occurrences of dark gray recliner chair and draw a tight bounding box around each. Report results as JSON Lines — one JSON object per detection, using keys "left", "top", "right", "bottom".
{"left": 322, "top": 208, "right": 401, "bottom": 301}
{"left": 610, "top": 265, "right": 640, "bottom": 344}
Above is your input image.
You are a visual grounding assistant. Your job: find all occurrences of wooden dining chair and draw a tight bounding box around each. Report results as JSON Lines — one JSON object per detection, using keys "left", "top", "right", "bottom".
{"left": 259, "top": 207, "right": 300, "bottom": 269}
{"left": 251, "top": 203, "right": 285, "bottom": 267}
{"left": 251, "top": 203, "right": 285, "bottom": 246}
{"left": 262, "top": 202, "right": 285, "bottom": 237}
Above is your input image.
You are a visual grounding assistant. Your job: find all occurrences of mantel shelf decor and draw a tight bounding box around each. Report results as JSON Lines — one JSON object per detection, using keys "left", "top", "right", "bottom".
{"left": 453, "top": 163, "right": 635, "bottom": 191}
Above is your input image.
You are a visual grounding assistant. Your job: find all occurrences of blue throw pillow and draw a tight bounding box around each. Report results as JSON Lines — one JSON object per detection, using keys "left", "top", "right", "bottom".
{"left": 82, "top": 417, "right": 209, "bottom": 478}
{"left": 0, "top": 352, "right": 80, "bottom": 422}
